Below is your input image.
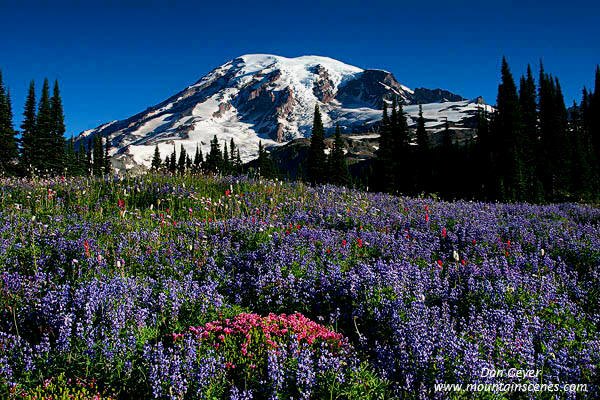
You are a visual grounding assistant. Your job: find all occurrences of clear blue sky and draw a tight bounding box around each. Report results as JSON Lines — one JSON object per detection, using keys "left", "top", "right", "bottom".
{"left": 1, "top": 1, "right": 598, "bottom": 137}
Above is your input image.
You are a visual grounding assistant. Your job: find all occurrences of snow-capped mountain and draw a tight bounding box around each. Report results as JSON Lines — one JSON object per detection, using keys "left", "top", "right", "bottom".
{"left": 76, "top": 54, "right": 492, "bottom": 171}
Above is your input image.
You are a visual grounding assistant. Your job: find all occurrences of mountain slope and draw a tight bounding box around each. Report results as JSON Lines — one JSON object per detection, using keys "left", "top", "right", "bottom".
{"left": 75, "top": 54, "right": 492, "bottom": 171}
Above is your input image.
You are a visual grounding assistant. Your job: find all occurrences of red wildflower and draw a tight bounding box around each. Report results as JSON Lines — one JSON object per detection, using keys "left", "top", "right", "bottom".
{"left": 442, "top": 229, "right": 447, "bottom": 238}
{"left": 225, "top": 190, "right": 230, "bottom": 197}
{"left": 357, "top": 239, "right": 363, "bottom": 248}
{"left": 425, "top": 214, "right": 429, "bottom": 223}
{"left": 437, "top": 260, "right": 443, "bottom": 267}
{"left": 118, "top": 199, "right": 125, "bottom": 209}
{"left": 342, "top": 239, "right": 347, "bottom": 247}
{"left": 84, "top": 240, "right": 90, "bottom": 257}
{"left": 461, "top": 259, "right": 466, "bottom": 265}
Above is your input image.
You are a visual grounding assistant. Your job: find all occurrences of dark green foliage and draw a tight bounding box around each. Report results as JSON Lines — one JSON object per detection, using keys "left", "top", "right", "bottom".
{"left": 36, "top": 79, "right": 54, "bottom": 173}
{"left": 538, "top": 64, "right": 571, "bottom": 200}
{"left": 328, "top": 124, "right": 350, "bottom": 186}
{"left": 0, "top": 71, "right": 18, "bottom": 174}
{"left": 50, "top": 80, "right": 66, "bottom": 173}
{"left": 64, "top": 135, "right": 76, "bottom": 174}
{"left": 490, "top": 57, "right": 524, "bottom": 201}
{"left": 519, "top": 65, "right": 540, "bottom": 201}
{"left": 415, "top": 104, "right": 430, "bottom": 192}
{"left": 205, "top": 135, "right": 223, "bottom": 173}
{"left": 392, "top": 98, "right": 410, "bottom": 192}
{"left": 373, "top": 103, "right": 394, "bottom": 192}
{"left": 223, "top": 142, "right": 230, "bottom": 173}
{"left": 151, "top": 145, "right": 162, "bottom": 170}
{"left": 193, "top": 144, "right": 203, "bottom": 173}
{"left": 20, "top": 81, "right": 37, "bottom": 173}
{"left": 177, "top": 145, "right": 187, "bottom": 175}
{"left": 306, "top": 104, "right": 327, "bottom": 184}
{"left": 92, "top": 135, "right": 104, "bottom": 176}
{"left": 257, "top": 141, "right": 277, "bottom": 179}
{"left": 169, "top": 145, "right": 177, "bottom": 174}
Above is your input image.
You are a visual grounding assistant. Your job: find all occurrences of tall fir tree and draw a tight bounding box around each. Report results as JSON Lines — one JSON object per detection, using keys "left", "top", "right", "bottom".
{"left": 223, "top": 142, "right": 230, "bottom": 173}
{"left": 518, "top": 65, "right": 540, "bottom": 201}
{"left": 0, "top": 72, "right": 18, "bottom": 173}
{"left": 392, "top": 98, "right": 410, "bottom": 192}
{"left": 20, "top": 81, "right": 37, "bottom": 173}
{"left": 64, "top": 135, "right": 76, "bottom": 175}
{"left": 306, "top": 104, "right": 326, "bottom": 185}
{"left": 491, "top": 57, "right": 524, "bottom": 201}
{"left": 206, "top": 135, "right": 222, "bottom": 173}
{"left": 328, "top": 124, "right": 350, "bottom": 186}
{"left": 538, "top": 64, "right": 570, "bottom": 200}
{"left": 169, "top": 145, "right": 177, "bottom": 174}
{"left": 50, "top": 79, "right": 66, "bottom": 173}
{"left": 415, "top": 104, "right": 430, "bottom": 192}
{"left": 590, "top": 66, "right": 600, "bottom": 179}
{"left": 36, "top": 78, "right": 54, "bottom": 173}
{"left": 92, "top": 134, "right": 104, "bottom": 176}
{"left": 177, "top": 144, "right": 187, "bottom": 174}
{"left": 568, "top": 102, "right": 593, "bottom": 199}
{"left": 193, "top": 144, "right": 203, "bottom": 173}
{"left": 374, "top": 102, "right": 394, "bottom": 192}
{"left": 86, "top": 138, "right": 93, "bottom": 175}
{"left": 151, "top": 145, "right": 162, "bottom": 170}
{"left": 103, "top": 138, "right": 111, "bottom": 175}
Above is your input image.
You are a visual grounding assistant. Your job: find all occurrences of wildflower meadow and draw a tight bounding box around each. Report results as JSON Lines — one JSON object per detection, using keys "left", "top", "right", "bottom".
{"left": 0, "top": 174, "right": 598, "bottom": 399}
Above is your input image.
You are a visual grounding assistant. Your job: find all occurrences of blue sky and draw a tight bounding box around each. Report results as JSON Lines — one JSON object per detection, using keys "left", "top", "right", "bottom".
{"left": 1, "top": 1, "right": 598, "bottom": 137}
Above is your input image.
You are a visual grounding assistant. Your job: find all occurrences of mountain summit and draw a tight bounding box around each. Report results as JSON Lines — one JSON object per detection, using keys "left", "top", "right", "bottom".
{"left": 76, "top": 54, "right": 487, "bottom": 170}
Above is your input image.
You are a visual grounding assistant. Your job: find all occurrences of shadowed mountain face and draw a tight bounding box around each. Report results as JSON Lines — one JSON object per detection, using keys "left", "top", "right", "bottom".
{"left": 76, "top": 54, "right": 487, "bottom": 171}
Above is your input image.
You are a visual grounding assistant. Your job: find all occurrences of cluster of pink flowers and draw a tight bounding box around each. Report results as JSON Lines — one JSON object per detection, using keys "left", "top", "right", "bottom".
{"left": 189, "top": 312, "right": 346, "bottom": 352}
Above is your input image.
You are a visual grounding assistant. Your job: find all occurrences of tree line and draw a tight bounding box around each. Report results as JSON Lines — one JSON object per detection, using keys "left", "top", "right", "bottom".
{"left": 0, "top": 72, "right": 111, "bottom": 177}
{"left": 150, "top": 135, "right": 244, "bottom": 176}
{"left": 303, "top": 58, "right": 600, "bottom": 203}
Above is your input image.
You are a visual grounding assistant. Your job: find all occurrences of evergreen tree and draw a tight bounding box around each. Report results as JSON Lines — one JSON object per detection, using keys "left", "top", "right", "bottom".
{"left": 50, "top": 79, "right": 66, "bottom": 173}
{"left": 491, "top": 57, "right": 524, "bottom": 201}
{"left": 329, "top": 124, "right": 350, "bottom": 185}
{"left": 439, "top": 120, "right": 454, "bottom": 197}
{"left": 519, "top": 65, "right": 539, "bottom": 200}
{"left": 86, "top": 138, "right": 92, "bottom": 175}
{"left": 36, "top": 78, "right": 54, "bottom": 173}
{"left": 169, "top": 145, "right": 177, "bottom": 174}
{"left": 0, "top": 72, "right": 18, "bottom": 173}
{"left": 103, "top": 138, "right": 111, "bottom": 175}
{"left": 392, "top": 98, "right": 410, "bottom": 192}
{"left": 206, "top": 135, "right": 222, "bottom": 173}
{"left": 569, "top": 102, "right": 593, "bottom": 199}
{"left": 538, "top": 64, "right": 570, "bottom": 200}
{"left": 474, "top": 107, "right": 493, "bottom": 199}
{"left": 164, "top": 154, "right": 170, "bottom": 172}
{"left": 415, "top": 104, "right": 430, "bottom": 192}
{"left": 193, "top": 144, "right": 203, "bottom": 173}
{"left": 257, "top": 140, "right": 277, "bottom": 179}
{"left": 223, "top": 142, "right": 230, "bottom": 173}
{"left": 236, "top": 149, "right": 242, "bottom": 173}
{"left": 230, "top": 138, "right": 236, "bottom": 165}
{"left": 591, "top": 66, "right": 600, "bottom": 178}
{"left": 92, "top": 134, "right": 104, "bottom": 176}
{"left": 20, "top": 81, "right": 37, "bottom": 173}
{"left": 186, "top": 154, "right": 192, "bottom": 171}
{"left": 64, "top": 135, "right": 76, "bottom": 175}
{"left": 177, "top": 144, "right": 187, "bottom": 174}
{"left": 151, "top": 145, "right": 162, "bottom": 170}
{"left": 306, "top": 104, "right": 327, "bottom": 185}
{"left": 374, "top": 102, "right": 394, "bottom": 192}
